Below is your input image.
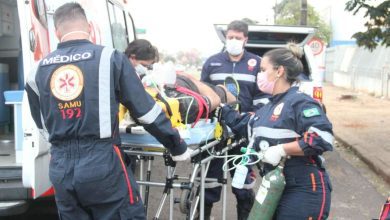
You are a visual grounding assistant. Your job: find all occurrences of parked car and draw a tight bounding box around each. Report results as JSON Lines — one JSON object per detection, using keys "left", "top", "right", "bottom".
{"left": 213, "top": 24, "right": 325, "bottom": 110}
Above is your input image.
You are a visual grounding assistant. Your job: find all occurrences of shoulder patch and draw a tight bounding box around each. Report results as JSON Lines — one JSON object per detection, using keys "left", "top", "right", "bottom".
{"left": 303, "top": 107, "right": 320, "bottom": 117}
{"left": 247, "top": 58, "right": 257, "bottom": 67}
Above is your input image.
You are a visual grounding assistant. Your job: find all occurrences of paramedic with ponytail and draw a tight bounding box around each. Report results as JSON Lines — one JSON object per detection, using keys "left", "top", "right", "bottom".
{"left": 25, "top": 3, "right": 190, "bottom": 220}
{"left": 218, "top": 43, "right": 333, "bottom": 219}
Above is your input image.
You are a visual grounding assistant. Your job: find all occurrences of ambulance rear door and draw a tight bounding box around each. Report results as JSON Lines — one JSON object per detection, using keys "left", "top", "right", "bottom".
{"left": 19, "top": 0, "right": 52, "bottom": 199}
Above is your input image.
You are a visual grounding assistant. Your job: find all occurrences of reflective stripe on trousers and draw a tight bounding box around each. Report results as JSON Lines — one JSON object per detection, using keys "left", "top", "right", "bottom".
{"left": 49, "top": 139, "right": 145, "bottom": 220}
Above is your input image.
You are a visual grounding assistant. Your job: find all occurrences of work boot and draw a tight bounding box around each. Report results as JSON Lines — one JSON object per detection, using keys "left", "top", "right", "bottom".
{"left": 194, "top": 203, "right": 213, "bottom": 220}
{"left": 236, "top": 190, "right": 255, "bottom": 220}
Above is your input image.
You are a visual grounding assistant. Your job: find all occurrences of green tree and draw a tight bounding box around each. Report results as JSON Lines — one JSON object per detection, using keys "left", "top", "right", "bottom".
{"left": 345, "top": 0, "right": 390, "bottom": 51}
{"left": 275, "top": 0, "right": 332, "bottom": 44}
{"left": 242, "top": 18, "right": 258, "bottom": 25}
{"left": 162, "top": 53, "right": 176, "bottom": 63}
{"left": 176, "top": 49, "right": 202, "bottom": 67}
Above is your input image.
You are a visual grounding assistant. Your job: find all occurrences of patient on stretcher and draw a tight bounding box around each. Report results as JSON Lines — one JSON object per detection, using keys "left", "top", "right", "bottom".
{"left": 119, "top": 39, "right": 236, "bottom": 131}
{"left": 119, "top": 72, "right": 237, "bottom": 131}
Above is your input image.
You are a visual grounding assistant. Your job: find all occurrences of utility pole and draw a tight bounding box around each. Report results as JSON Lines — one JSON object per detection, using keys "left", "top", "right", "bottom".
{"left": 273, "top": 0, "right": 278, "bottom": 24}
{"left": 301, "top": 0, "right": 307, "bottom": 26}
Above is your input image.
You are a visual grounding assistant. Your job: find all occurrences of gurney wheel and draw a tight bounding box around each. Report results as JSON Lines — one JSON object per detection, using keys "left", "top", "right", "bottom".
{"left": 179, "top": 188, "right": 195, "bottom": 214}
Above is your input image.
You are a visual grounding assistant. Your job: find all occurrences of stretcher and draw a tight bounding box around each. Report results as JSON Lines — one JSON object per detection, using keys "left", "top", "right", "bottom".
{"left": 120, "top": 119, "right": 242, "bottom": 220}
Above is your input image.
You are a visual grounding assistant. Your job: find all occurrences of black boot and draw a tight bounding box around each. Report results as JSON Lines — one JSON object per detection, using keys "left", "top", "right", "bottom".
{"left": 194, "top": 203, "right": 213, "bottom": 220}
{"left": 236, "top": 190, "right": 255, "bottom": 220}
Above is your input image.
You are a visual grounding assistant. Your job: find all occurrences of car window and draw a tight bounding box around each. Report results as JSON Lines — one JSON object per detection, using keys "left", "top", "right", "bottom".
{"left": 247, "top": 32, "right": 308, "bottom": 45}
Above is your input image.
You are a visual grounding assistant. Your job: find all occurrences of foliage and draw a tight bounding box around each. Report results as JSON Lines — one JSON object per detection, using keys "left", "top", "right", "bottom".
{"left": 274, "top": 0, "right": 332, "bottom": 44}
{"left": 159, "top": 49, "right": 202, "bottom": 68}
{"left": 242, "top": 18, "right": 258, "bottom": 25}
{"left": 345, "top": 0, "right": 390, "bottom": 51}
{"left": 176, "top": 49, "right": 202, "bottom": 67}
{"left": 161, "top": 53, "right": 176, "bottom": 63}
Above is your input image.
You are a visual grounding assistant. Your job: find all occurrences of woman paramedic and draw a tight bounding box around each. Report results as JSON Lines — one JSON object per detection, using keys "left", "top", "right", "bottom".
{"left": 218, "top": 43, "right": 333, "bottom": 219}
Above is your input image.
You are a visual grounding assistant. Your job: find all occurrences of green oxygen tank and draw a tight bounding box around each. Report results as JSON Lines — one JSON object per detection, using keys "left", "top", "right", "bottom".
{"left": 248, "top": 164, "right": 286, "bottom": 220}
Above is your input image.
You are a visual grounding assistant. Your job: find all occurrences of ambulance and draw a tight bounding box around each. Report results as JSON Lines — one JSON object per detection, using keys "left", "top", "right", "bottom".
{"left": 0, "top": 0, "right": 136, "bottom": 215}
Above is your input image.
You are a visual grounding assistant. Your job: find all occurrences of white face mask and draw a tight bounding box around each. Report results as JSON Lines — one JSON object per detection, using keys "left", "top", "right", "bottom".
{"left": 135, "top": 64, "right": 148, "bottom": 77}
{"left": 226, "top": 39, "right": 244, "bottom": 56}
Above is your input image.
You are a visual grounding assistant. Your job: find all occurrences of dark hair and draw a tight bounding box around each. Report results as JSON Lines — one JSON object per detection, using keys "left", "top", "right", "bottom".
{"left": 125, "top": 39, "right": 159, "bottom": 62}
{"left": 264, "top": 43, "right": 304, "bottom": 84}
{"left": 54, "top": 3, "right": 87, "bottom": 29}
{"left": 227, "top": 20, "right": 249, "bottom": 37}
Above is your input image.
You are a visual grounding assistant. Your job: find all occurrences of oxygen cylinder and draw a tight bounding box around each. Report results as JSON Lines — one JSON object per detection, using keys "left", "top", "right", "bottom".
{"left": 248, "top": 165, "right": 286, "bottom": 220}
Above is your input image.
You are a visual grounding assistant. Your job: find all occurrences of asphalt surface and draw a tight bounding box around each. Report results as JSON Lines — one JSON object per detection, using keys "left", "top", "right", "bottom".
{"left": 323, "top": 83, "right": 390, "bottom": 184}
{"left": 11, "top": 146, "right": 385, "bottom": 220}
{"left": 3, "top": 83, "right": 390, "bottom": 219}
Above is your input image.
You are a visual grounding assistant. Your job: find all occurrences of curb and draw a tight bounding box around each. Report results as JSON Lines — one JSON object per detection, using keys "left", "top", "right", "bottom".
{"left": 335, "top": 135, "right": 390, "bottom": 185}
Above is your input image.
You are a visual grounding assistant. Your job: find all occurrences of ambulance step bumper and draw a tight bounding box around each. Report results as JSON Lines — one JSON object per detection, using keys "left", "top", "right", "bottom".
{"left": 0, "top": 166, "right": 30, "bottom": 216}
{"left": 0, "top": 200, "right": 29, "bottom": 216}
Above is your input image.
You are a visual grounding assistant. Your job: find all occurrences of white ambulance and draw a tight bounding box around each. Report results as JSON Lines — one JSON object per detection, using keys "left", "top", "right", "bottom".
{"left": 0, "top": 0, "right": 136, "bottom": 215}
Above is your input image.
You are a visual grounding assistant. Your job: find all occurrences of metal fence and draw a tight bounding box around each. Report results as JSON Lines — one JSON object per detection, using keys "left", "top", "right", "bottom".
{"left": 325, "top": 45, "right": 390, "bottom": 98}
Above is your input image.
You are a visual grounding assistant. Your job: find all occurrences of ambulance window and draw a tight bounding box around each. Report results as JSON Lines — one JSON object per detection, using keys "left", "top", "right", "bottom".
{"left": 107, "top": 2, "right": 128, "bottom": 52}
{"left": 33, "top": 0, "right": 48, "bottom": 28}
{"left": 125, "top": 13, "right": 136, "bottom": 43}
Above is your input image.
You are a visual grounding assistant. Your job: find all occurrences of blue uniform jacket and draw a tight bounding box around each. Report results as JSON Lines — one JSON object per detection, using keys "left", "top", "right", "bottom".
{"left": 221, "top": 86, "right": 333, "bottom": 166}
{"left": 25, "top": 40, "right": 186, "bottom": 156}
{"left": 201, "top": 51, "right": 269, "bottom": 112}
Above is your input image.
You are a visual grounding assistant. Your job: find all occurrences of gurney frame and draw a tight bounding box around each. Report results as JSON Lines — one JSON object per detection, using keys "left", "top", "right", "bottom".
{"left": 122, "top": 136, "right": 243, "bottom": 220}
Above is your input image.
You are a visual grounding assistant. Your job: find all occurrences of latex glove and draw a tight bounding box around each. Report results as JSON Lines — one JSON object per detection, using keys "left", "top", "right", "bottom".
{"left": 172, "top": 148, "right": 193, "bottom": 162}
{"left": 262, "top": 144, "right": 287, "bottom": 166}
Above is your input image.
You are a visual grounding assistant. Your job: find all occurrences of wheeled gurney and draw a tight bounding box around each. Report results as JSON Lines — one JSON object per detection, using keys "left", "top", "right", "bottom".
{"left": 120, "top": 119, "right": 242, "bottom": 220}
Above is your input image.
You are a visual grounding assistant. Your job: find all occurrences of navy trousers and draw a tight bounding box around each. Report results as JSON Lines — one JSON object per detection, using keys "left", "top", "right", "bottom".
{"left": 274, "top": 165, "right": 332, "bottom": 220}
{"left": 49, "top": 139, "right": 145, "bottom": 220}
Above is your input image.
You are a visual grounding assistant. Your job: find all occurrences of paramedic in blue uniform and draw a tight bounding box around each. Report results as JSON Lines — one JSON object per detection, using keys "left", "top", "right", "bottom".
{"left": 125, "top": 39, "right": 159, "bottom": 79}
{"left": 200, "top": 20, "right": 268, "bottom": 220}
{"left": 25, "top": 3, "right": 191, "bottom": 220}
{"left": 218, "top": 43, "right": 333, "bottom": 219}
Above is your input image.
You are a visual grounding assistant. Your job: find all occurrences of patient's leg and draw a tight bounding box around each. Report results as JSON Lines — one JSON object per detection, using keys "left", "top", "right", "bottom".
{"left": 176, "top": 73, "right": 236, "bottom": 110}
{"left": 187, "top": 78, "right": 221, "bottom": 110}
{"left": 216, "top": 85, "right": 237, "bottom": 104}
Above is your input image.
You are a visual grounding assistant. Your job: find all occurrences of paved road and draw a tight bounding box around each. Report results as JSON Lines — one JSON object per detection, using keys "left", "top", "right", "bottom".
{"left": 7, "top": 142, "right": 388, "bottom": 220}
{"left": 325, "top": 142, "right": 388, "bottom": 220}
{"left": 322, "top": 83, "right": 390, "bottom": 185}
